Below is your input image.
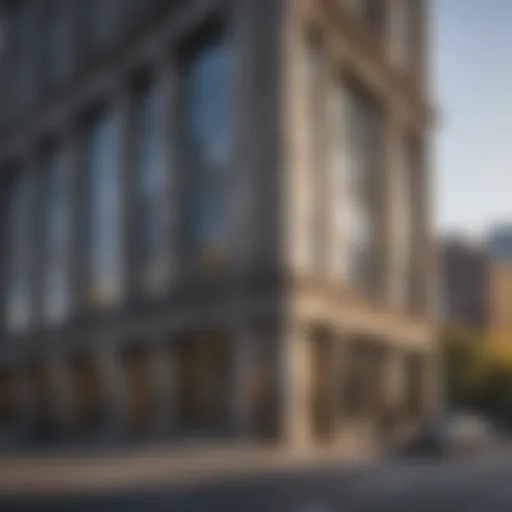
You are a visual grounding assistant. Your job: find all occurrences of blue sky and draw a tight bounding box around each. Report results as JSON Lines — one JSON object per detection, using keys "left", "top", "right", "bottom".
{"left": 435, "top": 0, "right": 512, "bottom": 239}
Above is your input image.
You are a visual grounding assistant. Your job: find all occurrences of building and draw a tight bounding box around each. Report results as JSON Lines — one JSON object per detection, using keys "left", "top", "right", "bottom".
{"left": 0, "top": 0, "right": 436, "bottom": 452}
{"left": 487, "top": 225, "right": 512, "bottom": 262}
{"left": 441, "top": 238, "right": 512, "bottom": 344}
{"left": 440, "top": 239, "right": 489, "bottom": 330}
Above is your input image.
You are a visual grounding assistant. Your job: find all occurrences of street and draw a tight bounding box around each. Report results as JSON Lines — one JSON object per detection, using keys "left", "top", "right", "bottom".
{"left": 3, "top": 455, "right": 512, "bottom": 511}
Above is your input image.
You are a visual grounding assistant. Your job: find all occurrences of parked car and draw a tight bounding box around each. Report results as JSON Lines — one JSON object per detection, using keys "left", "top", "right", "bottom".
{"left": 399, "top": 413, "right": 499, "bottom": 459}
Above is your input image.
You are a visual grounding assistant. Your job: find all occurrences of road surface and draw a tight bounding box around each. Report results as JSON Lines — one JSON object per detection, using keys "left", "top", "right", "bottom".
{"left": 3, "top": 455, "right": 512, "bottom": 511}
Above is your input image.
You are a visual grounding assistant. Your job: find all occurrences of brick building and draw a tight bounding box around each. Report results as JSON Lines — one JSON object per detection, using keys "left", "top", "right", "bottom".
{"left": 0, "top": 0, "right": 437, "bottom": 452}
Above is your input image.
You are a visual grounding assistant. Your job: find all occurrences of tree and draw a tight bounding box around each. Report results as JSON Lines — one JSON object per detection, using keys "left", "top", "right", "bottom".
{"left": 440, "top": 325, "right": 486, "bottom": 409}
{"left": 441, "top": 325, "right": 512, "bottom": 428}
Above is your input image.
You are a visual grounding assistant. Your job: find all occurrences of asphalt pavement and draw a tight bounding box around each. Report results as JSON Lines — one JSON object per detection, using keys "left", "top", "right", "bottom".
{"left": 3, "top": 454, "right": 512, "bottom": 511}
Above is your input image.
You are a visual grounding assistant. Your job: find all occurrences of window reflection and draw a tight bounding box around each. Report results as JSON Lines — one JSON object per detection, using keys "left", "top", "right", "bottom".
{"left": 340, "top": 83, "right": 382, "bottom": 297}
{"left": 185, "top": 36, "right": 231, "bottom": 270}
{"left": 135, "top": 81, "right": 169, "bottom": 293}
{"left": 41, "top": 147, "right": 70, "bottom": 324}
{"left": 85, "top": 111, "right": 121, "bottom": 307}
{"left": 4, "top": 173, "right": 32, "bottom": 334}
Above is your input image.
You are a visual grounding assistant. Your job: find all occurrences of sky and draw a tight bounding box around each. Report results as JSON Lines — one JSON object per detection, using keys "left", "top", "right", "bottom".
{"left": 435, "top": 0, "right": 512, "bottom": 240}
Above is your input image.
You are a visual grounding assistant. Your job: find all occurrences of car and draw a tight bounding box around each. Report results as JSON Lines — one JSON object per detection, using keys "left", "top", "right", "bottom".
{"left": 399, "top": 413, "right": 500, "bottom": 459}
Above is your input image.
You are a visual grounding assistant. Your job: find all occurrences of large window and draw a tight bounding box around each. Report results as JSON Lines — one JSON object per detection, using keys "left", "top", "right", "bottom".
{"left": 41, "top": 147, "right": 70, "bottom": 325}
{"left": 4, "top": 172, "right": 32, "bottom": 334}
{"left": 184, "top": 33, "right": 232, "bottom": 271}
{"left": 85, "top": 111, "right": 121, "bottom": 307}
{"left": 340, "top": 81, "right": 383, "bottom": 298}
{"left": 134, "top": 80, "right": 169, "bottom": 293}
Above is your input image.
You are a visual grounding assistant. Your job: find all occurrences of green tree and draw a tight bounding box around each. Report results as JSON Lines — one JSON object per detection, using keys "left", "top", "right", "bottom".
{"left": 440, "top": 325, "right": 486, "bottom": 408}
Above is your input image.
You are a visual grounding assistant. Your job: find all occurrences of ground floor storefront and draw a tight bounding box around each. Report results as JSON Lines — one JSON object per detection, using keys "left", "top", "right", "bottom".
{"left": 0, "top": 321, "right": 437, "bottom": 451}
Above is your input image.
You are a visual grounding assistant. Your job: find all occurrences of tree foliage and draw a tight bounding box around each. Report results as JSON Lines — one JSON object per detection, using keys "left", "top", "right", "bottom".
{"left": 441, "top": 325, "right": 512, "bottom": 426}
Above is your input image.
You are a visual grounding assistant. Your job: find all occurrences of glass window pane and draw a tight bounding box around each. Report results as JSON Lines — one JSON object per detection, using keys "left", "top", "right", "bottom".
{"left": 341, "top": 83, "right": 381, "bottom": 296}
{"left": 86, "top": 111, "right": 121, "bottom": 307}
{"left": 186, "top": 36, "right": 231, "bottom": 269}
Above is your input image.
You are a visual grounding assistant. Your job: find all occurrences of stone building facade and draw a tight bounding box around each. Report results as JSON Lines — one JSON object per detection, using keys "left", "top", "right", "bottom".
{"left": 0, "top": 0, "right": 437, "bottom": 451}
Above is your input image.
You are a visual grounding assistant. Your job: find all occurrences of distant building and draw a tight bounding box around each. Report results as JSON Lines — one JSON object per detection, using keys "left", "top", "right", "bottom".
{"left": 487, "top": 225, "right": 512, "bottom": 262}
{"left": 441, "top": 238, "right": 512, "bottom": 342}
{"left": 0, "top": 0, "right": 436, "bottom": 452}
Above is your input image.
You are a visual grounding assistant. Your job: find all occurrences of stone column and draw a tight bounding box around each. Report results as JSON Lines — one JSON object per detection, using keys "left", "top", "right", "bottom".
{"left": 24, "top": 152, "right": 41, "bottom": 332}
{"left": 285, "top": 6, "right": 315, "bottom": 275}
{"left": 326, "top": 63, "right": 346, "bottom": 283}
{"left": 115, "top": 83, "right": 134, "bottom": 305}
{"left": 156, "top": 51, "right": 178, "bottom": 289}
{"left": 384, "top": 115, "right": 409, "bottom": 309}
{"left": 68, "top": 118, "right": 88, "bottom": 316}
{"left": 279, "top": 322, "right": 312, "bottom": 449}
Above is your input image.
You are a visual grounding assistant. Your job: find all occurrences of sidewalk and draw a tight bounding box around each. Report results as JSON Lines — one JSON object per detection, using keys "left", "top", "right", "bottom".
{"left": 0, "top": 441, "right": 376, "bottom": 496}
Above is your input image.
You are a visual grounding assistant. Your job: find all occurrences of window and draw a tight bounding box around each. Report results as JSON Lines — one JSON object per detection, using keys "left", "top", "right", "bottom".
{"left": 134, "top": 80, "right": 169, "bottom": 293}
{"left": 183, "top": 33, "right": 232, "bottom": 271}
{"left": 340, "top": 81, "right": 383, "bottom": 297}
{"left": 307, "top": 33, "right": 328, "bottom": 273}
{"left": 41, "top": 146, "right": 70, "bottom": 325}
{"left": 85, "top": 111, "right": 121, "bottom": 307}
{"left": 4, "top": 172, "right": 32, "bottom": 334}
